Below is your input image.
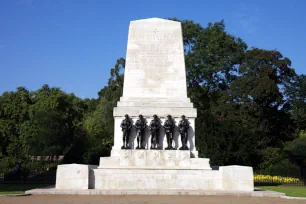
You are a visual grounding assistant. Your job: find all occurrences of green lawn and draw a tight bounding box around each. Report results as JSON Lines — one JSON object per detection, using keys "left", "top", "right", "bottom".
{"left": 260, "top": 186, "right": 306, "bottom": 197}
{"left": 0, "top": 184, "right": 50, "bottom": 194}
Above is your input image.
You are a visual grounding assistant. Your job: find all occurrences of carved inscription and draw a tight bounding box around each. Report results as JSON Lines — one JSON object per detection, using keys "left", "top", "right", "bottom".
{"left": 127, "top": 29, "right": 183, "bottom": 72}
{"left": 124, "top": 19, "right": 187, "bottom": 98}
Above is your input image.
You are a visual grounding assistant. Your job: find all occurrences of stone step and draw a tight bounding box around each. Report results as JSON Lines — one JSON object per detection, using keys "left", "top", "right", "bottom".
{"left": 113, "top": 107, "right": 197, "bottom": 117}
{"left": 119, "top": 97, "right": 191, "bottom": 103}
{"left": 98, "top": 150, "right": 211, "bottom": 170}
{"left": 92, "top": 166, "right": 254, "bottom": 192}
{"left": 117, "top": 101, "right": 194, "bottom": 108}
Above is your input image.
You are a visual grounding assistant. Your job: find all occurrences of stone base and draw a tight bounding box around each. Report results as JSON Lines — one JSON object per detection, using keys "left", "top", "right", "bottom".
{"left": 98, "top": 150, "right": 209, "bottom": 170}
{"left": 92, "top": 166, "right": 253, "bottom": 192}
{"left": 92, "top": 169, "right": 221, "bottom": 190}
{"left": 54, "top": 151, "right": 254, "bottom": 193}
{"left": 27, "top": 186, "right": 287, "bottom": 198}
{"left": 53, "top": 165, "right": 253, "bottom": 192}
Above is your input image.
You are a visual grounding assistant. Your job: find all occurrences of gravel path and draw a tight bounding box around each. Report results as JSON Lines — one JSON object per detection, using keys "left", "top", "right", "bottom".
{"left": 1, "top": 195, "right": 306, "bottom": 204}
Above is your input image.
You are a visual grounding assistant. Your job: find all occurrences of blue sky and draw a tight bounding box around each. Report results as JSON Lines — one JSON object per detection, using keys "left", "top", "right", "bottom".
{"left": 0, "top": 0, "right": 305, "bottom": 98}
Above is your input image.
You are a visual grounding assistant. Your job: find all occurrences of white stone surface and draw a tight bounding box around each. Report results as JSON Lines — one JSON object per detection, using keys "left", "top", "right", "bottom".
{"left": 27, "top": 187, "right": 287, "bottom": 198}
{"left": 93, "top": 169, "right": 222, "bottom": 190}
{"left": 91, "top": 165, "right": 253, "bottom": 192}
{"left": 55, "top": 164, "right": 97, "bottom": 190}
{"left": 123, "top": 18, "right": 187, "bottom": 99}
{"left": 190, "top": 158, "right": 211, "bottom": 169}
{"left": 220, "top": 165, "right": 254, "bottom": 192}
{"left": 98, "top": 150, "right": 211, "bottom": 170}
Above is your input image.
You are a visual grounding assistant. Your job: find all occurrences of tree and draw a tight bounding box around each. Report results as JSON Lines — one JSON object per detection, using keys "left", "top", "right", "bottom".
{"left": 286, "top": 74, "right": 306, "bottom": 131}
{"left": 287, "top": 136, "right": 306, "bottom": 158}
{"left": 204, "top": 48, "right": 297, "bottom": 168}
{"left": 27, "top": 85, "right": 88, "bottom": 162}
{"left": 171, "top": 19, "right": 297, "bottom": 168}
{"left": 0, "top": 87, "right": 33, "bottom": 168}
{"left": 231, "top": 49, "right": 296, "bottom": 145}
{"left": 97, "top": 57, "right": 125, "bottom": 139}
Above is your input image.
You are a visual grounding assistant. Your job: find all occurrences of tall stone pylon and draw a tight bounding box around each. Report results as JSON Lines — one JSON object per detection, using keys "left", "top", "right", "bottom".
{"left": 113, "top": 18, "right": 197, "bottom": 155}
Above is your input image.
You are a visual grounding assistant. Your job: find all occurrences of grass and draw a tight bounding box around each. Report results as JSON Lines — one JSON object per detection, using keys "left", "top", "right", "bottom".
{"left": 0, "top": 184, "right": 50, "bottom": 194}
{"left": 260, "top": 186, "right": 306, "bottom": 197}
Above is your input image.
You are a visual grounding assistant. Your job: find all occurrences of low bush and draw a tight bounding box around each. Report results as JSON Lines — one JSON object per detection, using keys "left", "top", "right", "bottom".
{"left": 254, "top": 175, "right": 301, "bottom": 184}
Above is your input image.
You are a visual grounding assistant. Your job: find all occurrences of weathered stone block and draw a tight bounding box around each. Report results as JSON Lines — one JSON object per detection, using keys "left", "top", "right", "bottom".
{"left": 55, "top": 164, "right": 97, "bottom": 190}
{"left": 219, "top": 165, "right": 254, "bottom": 192}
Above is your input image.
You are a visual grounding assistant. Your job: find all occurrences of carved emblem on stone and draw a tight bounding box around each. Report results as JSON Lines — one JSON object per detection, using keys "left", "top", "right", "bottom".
{"left": 123, "top": 151, "right": 129, "bottom": 160}
{"left": 154, "top": 152, "right": 159, "bottom": 160}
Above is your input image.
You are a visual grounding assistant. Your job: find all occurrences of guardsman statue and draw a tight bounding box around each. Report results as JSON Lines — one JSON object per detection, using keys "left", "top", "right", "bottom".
{"left": 149, "top": 114, "right": 161, "bottom": 149}
{"left": 135, "top": 114, "right": 146, "bottom": 149}
{"left": 120, "top": 114, "right": 132, "bottom": 149}
{"left": 178, "top": 115, "right": 190, "bottom": 150}
{"left": 163, "top": 115, "right": 176, "bottom": 150}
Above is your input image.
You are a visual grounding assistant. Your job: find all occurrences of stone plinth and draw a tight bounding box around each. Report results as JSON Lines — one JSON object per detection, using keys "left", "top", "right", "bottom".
{"left": 93, "top": 169, "right": 222, "bottom": 190}
{"left": 92, "top": 165, "right": 253, "bottom": 192}
{"left": 220, "top": 166, "right": 254, "bottom": 192}
{"left": 91, "top": 150, "right": 253, "bottom": 193}
{"left": 98, "top": 150, "right": 210, "bottom": 170}
{"left": 55, "top": 164, "right": 97, "bottom": 190}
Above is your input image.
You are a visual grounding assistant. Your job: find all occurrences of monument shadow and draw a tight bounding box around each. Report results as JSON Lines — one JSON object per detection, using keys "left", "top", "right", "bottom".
{"left": 188, "top": 125, "right": 195, "bottom": 150}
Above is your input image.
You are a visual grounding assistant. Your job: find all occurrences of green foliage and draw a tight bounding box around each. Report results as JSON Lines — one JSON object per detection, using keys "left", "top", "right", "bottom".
{"left": 256, "top": 159, "right": 301, "bottom": 178}
{"left": 286, "top": 74, "right": 306, "bottom": 132}
{"left": 27, "top": 85, "right": 88, "bottom": 160}
{"left": 259, "top": 147, "right": 285, "bottom": 169}
{"left": 269, "top": 159, "right": 301, "bottom": 178}
{"left": 173, "top": 19, "right": 296, "bottom": 168}
{"left": 300, "top": 130, "right": 306, "bottom": 137}
{"left": 0, "top": 87, "right": 32, "bottom": 166}
{"left": 82, "top": 144, "right": 111, "bottom": 164}
{"left": 0, "top": 157, "right": 14, "bottom": 172}
{"left": 286, "top": 136, "right": 306, "bottom": 157}
{"left": 0, "top": 184, "right": 50, "bottom": 195}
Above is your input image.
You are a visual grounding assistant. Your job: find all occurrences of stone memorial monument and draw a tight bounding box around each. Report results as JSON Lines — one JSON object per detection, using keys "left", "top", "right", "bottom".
{"left": 53, "top": 18, "right": 254, "bottom": 194}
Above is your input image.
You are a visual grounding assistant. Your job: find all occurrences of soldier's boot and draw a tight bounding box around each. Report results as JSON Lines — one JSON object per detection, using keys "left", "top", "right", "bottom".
{"left": 136, "top": 134, "right": 140, "bottom": 149}
{"left": 166, "top": 135, "right": 171, "bottom": 149}
{"left": 121, "top": 136, "right": 126, "bottom": 149}
{"left": 150, "top": 135, "right": 154, "bottom": 149}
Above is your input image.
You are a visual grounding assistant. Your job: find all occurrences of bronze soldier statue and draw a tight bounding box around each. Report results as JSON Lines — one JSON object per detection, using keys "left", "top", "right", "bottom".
{"left": 149, "top": 114, "right": 161, "bottom": 149}
{"left": 163, "top": 115, "right": 176, "bottom": 150}
{"left": 178, "top": 115, "right": 189, "bottom": 150}
{"left": 120, "top": 114, "right": 132, "bottom": 149}
{"left": 135, "top": 114, "right": 146, "bottom": 149}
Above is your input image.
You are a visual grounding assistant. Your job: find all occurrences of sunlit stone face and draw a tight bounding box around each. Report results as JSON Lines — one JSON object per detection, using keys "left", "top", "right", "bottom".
{"left": 123, "top": 18, "right": 187, "bottom": 99}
